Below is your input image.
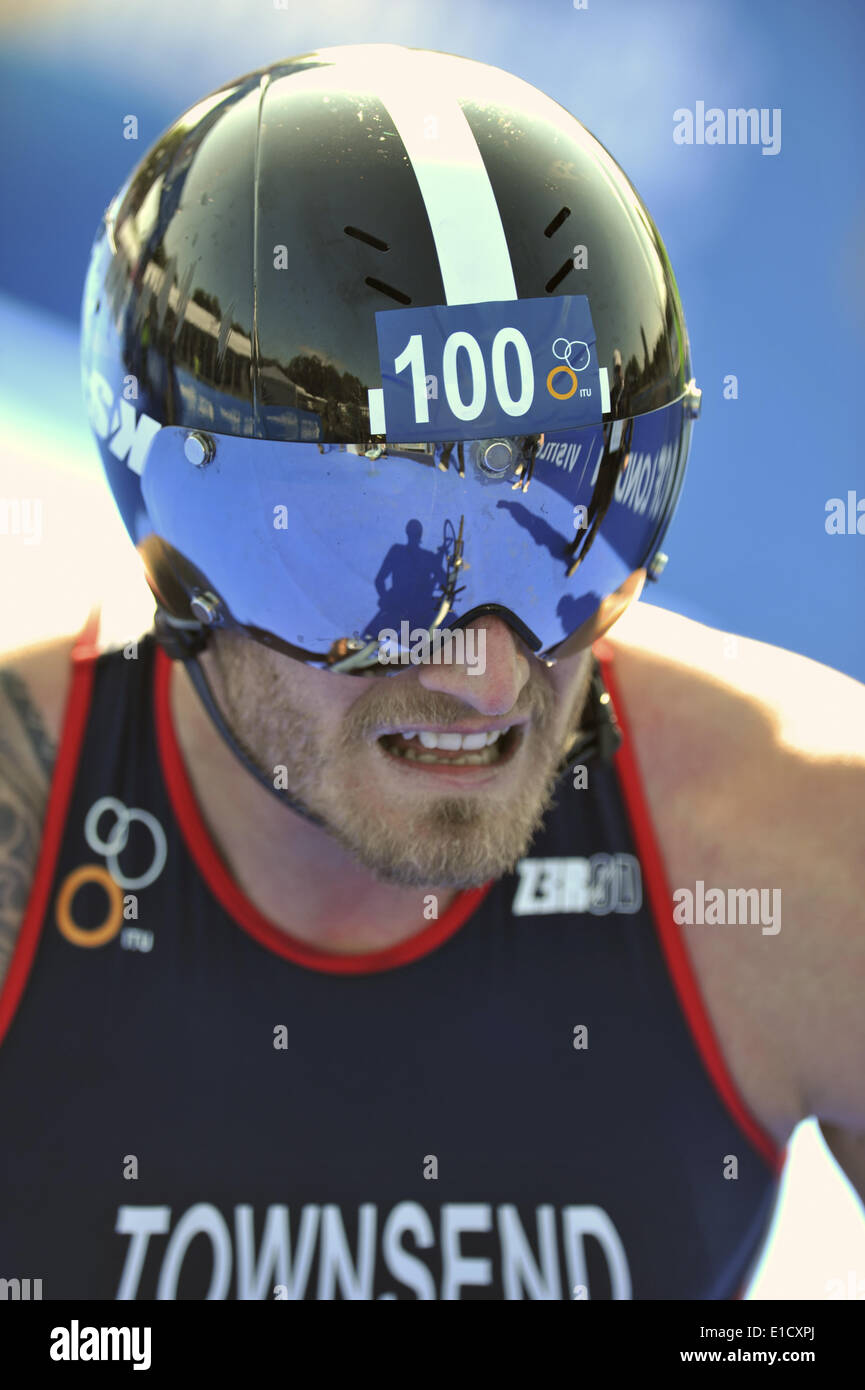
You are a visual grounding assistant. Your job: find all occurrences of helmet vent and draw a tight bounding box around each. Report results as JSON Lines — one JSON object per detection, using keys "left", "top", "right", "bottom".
{"left": 364, "top": 276, "right": 412, "bottom": 305}
{"left": 543, "top": 207, "right": 571, "bottom": 237}
{"left": 543, "top": 207, "right": 574, "bottom": 292}
{"left": 343, "top": 225, "right": 411, "bottom": 303}
{"left": 344, "top": 225, "right": 389, "bottom": 252}
{"left": 545, "top": 261, "right": 574, "bottom": 294}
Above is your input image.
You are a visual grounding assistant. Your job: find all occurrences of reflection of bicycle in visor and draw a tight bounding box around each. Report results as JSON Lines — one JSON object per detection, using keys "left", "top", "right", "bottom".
{"left": 81, "top": 43, "right": 701, "bottom": 679}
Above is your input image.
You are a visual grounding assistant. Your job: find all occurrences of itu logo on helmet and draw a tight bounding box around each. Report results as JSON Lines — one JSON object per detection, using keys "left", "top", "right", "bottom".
{"left": 547, "top": 338, "right": 592, "bottom": 403}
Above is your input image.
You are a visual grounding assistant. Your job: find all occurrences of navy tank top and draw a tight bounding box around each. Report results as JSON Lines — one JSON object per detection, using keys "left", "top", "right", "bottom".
{"left": 0, "top": 615, "right": 784, "bottom": 1299}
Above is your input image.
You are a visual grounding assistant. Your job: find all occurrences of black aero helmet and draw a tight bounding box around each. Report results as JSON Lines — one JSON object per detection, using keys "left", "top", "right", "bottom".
{"left": 80, "top": 41, "right": 701, "bottom": 676}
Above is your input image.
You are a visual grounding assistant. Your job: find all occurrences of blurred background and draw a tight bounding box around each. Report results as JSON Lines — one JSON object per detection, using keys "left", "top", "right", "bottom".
{"left": 1, "top": 0, "right": 863, "bottom": 1298}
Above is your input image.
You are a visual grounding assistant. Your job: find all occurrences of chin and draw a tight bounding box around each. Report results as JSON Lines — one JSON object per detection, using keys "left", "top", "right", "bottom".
{"left": 332, "top": 781, "right": 560, "bottom": 889}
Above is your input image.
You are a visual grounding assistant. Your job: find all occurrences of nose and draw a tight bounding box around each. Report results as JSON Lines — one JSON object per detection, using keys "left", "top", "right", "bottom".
{"left": 415, "top": 616, "right": 531, "bottom": 716}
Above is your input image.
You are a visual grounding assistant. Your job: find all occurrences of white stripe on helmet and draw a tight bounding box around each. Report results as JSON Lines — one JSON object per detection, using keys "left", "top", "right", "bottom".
{"left": 281, "top": 44, "right": 517, "bottom": 305}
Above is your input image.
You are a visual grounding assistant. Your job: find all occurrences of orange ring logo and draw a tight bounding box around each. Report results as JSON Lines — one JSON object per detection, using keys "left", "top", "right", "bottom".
{"left": 546, "top": 365, "right": 578, "bottom": 400}
{"left": 56, "top": 864, "right": 124, "bottom": 948}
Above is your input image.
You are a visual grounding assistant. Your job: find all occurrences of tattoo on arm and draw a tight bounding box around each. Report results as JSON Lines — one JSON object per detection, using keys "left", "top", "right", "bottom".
{"left": 0, "top": 669, "right": 57, "bottom": 778}
{"left": 0, "top": 668, "right": 58, "bottom": 984}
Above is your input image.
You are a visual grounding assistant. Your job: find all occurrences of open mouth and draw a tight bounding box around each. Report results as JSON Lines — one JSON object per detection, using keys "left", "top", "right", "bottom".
{"left": 377, "top": 724, "right": 522, "bottom": 768}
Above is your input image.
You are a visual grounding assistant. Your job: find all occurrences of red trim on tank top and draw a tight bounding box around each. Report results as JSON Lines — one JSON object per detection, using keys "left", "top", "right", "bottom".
{"left": 152, "top": 643, "right": 494, "bottom": 975}
{"left": 593, "top": 637, "right": 786, "bottom": 1179}
{"left": 0, "top": 607, "right": 101, "bottom": 1049}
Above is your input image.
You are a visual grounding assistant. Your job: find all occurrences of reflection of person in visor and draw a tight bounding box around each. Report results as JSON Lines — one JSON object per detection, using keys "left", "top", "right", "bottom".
{"left": 1, "top": 43, "right": 863, "bottom": 1307}
{"left": 371, "top": 519, "right": 448, "bottom": 635}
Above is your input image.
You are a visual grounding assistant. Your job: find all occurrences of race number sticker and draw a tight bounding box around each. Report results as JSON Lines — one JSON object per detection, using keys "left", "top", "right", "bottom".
{"left": 374, "top": 296, "right": 602, "bottom": 442}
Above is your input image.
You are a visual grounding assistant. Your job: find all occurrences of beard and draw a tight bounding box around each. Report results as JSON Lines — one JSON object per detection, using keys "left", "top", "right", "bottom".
{"left": 205, "top": 632, "right": 592, "bottom": 889}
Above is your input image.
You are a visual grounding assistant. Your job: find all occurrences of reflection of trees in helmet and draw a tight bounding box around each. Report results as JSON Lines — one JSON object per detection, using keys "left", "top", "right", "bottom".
{"left": 254, "top": 353, "right": 369, "bottom": 439}
{"left": 191, "top": 287, "right": 221, "bottom": 318}
{"left": 285, "top": 353, "right": 365, "bottom": 406}
{"left": 102, "top": 92, "right": 257, "bottom": 429}
{"left": 620, "top": 306, "right": 679, "bottom": 416}
{"left": 607, "top": 301, "right": 681, "bottom": 422}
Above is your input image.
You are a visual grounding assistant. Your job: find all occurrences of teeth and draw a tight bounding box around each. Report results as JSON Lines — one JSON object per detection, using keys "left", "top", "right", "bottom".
{"left": 398, "top": 745, "right": 500, "bottom": 765}
{"left": 436, "top": 732, "right": 463, "bottom": 750}
{"left": 382, "top": 725, "right": 517, "bottom": 765}
{"left": 397, "top": 725, "right": 512, "bottom": 751}
{"left": 460, "top": 732, "right": 489, "bottom": 750}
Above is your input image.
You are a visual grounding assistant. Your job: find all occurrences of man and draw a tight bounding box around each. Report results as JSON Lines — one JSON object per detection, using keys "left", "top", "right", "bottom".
{"left": 0, "top": 42, "right": 862, "bottom": 1301}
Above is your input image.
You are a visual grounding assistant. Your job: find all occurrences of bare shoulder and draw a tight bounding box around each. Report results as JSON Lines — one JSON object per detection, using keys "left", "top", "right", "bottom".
{"left": 605, "top": 602, "right": 865, "bottom": 1142}
{"left": 606, "top": 600, "right": 865, "bottom": 765}
{"left": 0, "top": 630, "right": 80, "bottom": 992}
{"left": 1, "top": 631, "right": 81, "bottom": 745}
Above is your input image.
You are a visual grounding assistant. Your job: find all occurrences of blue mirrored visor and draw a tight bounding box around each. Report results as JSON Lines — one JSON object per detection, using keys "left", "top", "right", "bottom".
{"left": 137, "top": 396, "right": 691, "bottom": 667}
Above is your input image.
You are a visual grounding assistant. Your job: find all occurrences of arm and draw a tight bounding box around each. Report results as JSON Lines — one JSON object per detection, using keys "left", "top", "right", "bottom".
{"left": 760, "top": 659, "right": 865, "bottom": 1207}
{"left": 609, "top": 604, "right": 865, "bottom": 1178}
{"left": 0, "top": 645, "right": 69, "bottom": 993}
{"left": 819, "top": 1125, "right": 865, "bottom": 1212}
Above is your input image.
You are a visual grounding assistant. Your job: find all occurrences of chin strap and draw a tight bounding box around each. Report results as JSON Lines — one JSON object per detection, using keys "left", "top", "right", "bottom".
{"left": 153, "top": 607, "right": 622, "bottom": 828}
{"left": 153, "top": 608, "right": 328, "bottom": 829}
{"left": 554, "top": 659, "right": 623, "bottom": 777}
